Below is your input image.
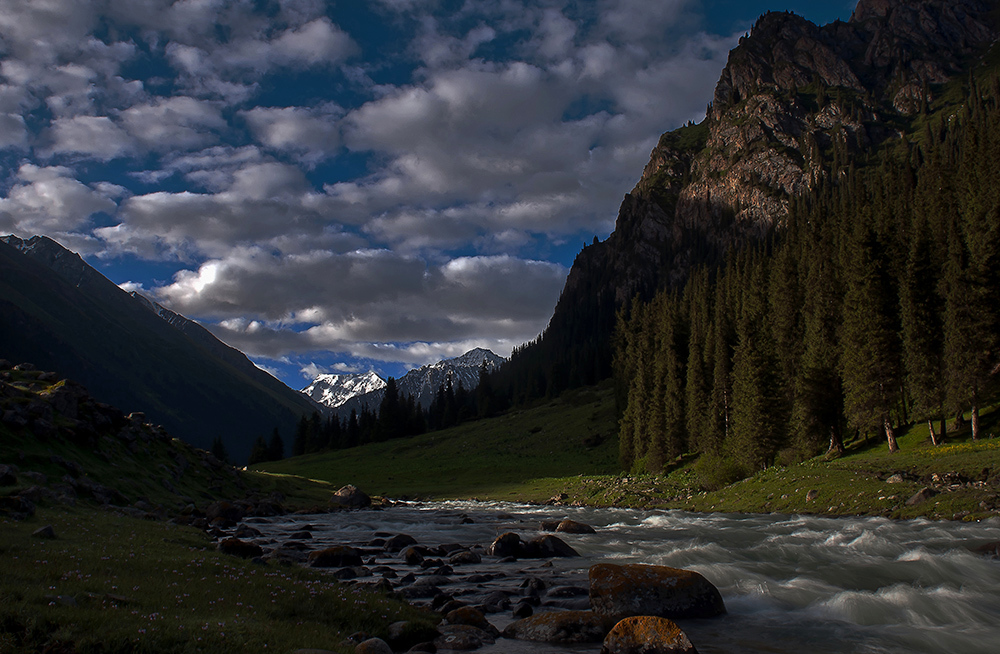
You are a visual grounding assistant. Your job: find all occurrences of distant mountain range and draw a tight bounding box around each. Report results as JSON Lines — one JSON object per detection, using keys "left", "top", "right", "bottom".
{"left": 304, "top": 348, "right": 505, "bottom": 417}
{"left": 0, "top": 235, "right": 323, "bottom": 463}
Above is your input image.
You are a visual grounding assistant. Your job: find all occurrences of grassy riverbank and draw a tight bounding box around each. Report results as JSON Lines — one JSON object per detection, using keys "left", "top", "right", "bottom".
{"left": 257, "top": 387, "right": 1000, "bottom": 522}
{"left": 0, "top": 507, "right": 432, "bottom": 654}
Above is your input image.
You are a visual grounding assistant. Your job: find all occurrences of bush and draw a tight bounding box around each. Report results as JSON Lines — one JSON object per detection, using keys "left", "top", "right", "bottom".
{"left": 694, "top": 452, "right": 746, "bottom": 490}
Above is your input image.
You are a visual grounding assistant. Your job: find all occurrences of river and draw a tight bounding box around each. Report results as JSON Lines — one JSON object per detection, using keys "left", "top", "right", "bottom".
{"left": 242, "top": 502, "right": 1000, "bottom": 653}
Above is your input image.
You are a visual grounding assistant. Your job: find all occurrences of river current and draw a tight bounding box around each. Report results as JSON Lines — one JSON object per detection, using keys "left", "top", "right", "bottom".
{"left": 243, "top": 502, "right": 1000, "bottom": 653}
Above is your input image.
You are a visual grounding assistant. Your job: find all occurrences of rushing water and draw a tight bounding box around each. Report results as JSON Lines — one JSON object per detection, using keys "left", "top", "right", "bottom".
{"left": 241, "top": 502, "right": 1000, "bottom": 653}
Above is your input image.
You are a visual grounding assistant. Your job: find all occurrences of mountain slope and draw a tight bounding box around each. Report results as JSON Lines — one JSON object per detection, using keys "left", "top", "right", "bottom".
{"left": 302, "top": 371, "right": 386, "bottom": 408}
{"left": 498, "top": 0, "right": 1000, "bottom": 400}
{"left": 0, "top": 235, "right": 321, "bottom": 462}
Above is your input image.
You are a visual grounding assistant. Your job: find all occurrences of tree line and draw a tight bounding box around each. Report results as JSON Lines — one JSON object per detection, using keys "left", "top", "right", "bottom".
{"left": 615, "top": 75, "right": 1000, "bottom": 481}
{"left": 245, "top": 365, "right": 504, "bottom": 462}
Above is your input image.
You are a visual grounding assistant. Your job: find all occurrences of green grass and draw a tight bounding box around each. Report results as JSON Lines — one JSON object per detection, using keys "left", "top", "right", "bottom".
{"left": 255, "top": 383, "right": 620, "bottom": 501}
{"left": 0, "top": 507, "right": 432, "bottom": 654}
{"left": 261, "top": 387, "right": 1000, "bottom": 522}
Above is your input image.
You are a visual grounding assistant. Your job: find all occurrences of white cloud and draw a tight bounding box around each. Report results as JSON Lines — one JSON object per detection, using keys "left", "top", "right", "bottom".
{"left": 0, "top": 164, "right": 118, "bottom": 235}
{"left": 120, "top": 96, "right": 226, "bottom": 151}
{"left": 44, "top": 115, "right": 133, "bottom": 160}
{"left": 242, "top": 104, "right": 341, "bottom": 162}
{"left": 0, "top": 113, "right": 28, "bottom": 149}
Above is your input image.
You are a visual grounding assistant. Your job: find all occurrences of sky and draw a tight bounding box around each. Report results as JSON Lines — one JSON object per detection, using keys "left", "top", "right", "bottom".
{"left": 0, "top": 0, "right": 855, "bottom": 389}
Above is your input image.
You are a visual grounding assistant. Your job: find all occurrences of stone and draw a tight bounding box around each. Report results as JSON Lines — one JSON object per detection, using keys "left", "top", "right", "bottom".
{"left": 435, "top": 625, "right": 494, "bottom": 651}
{"left": 446, "top": 607, "right": 495, "bottom": 633}
{"left": 218, "top": 538, "right": 263, "bottom": 559}
{"left": 512, "top": 601, "right": 534, "bottom": 618}
{"left": 886, "top": 473, "right": 904, "bottom": 484}
{"left": 308, "top": 546, "right": 363, "bottom": 568}
{"left": 502, "top": 610, "right": 610, "bottom": 644}
{"left": 557, "top": 519, "right": 597, "bottom": 534}
{"left": 32, "top": 524, "right": 56, "bottom": 539}
{"left": 449, "top": 550, "right": 482, "bottom": 565}
{"left": 0, "top": 464, "right": 18, "bottom": 486}
{"left": 401, "top": 546, "right": 425, "bottom": 565}
{"left": 385, "top": 534, "right": 418, "bottom": 551}
{"left": 386, "top": 620, "right": 440, "bottom": 651}
{"left": 972, "top": 542, "right": 1000, "bottom": 559}
{"left": 525, "top": 534, "right": 580, "bottom": 558}
{"left": 589, "top": 563, "right": 726, "bottom": 620}
{"left": 905, "top": 487, "right": 937, "bottom": 506}
{"left": 355, "top": 638, "right": 393, "bottom": 654}
{"left": 205, "top": 500, "right": 246, "bottom": 523}
{"left": 600, "top": 616, "right": 698, "bottom": 654}
{"left": 806, "top": 489, "right": 819, "bottom": 502}
{"left": 330, "top": 484, "right": 371, "bottom": 510}
{"left": 487, "top": 532, "right": 522, "bottom": 557}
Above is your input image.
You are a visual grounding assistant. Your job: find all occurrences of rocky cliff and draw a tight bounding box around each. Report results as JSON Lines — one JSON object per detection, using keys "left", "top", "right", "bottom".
{"left": 531, "top": 0, "right": 998, "bottom": 391}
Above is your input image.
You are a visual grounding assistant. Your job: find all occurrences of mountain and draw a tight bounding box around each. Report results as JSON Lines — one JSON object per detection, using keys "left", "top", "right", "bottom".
{"left": 0, "top": 234, "right": 322, "bottom": 463}
{"left": 302, "top": 371, "right": 386, "bottom": 408}
{"left": 497, "top": 0, "right": 1000, "bottom": 401}
{"left": 311, "top": 348, "right": 505, "bottom": 417}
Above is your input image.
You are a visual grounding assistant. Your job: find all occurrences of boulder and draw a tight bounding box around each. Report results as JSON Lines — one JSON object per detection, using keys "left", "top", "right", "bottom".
{"left": 557, "top": 519, "right": 597, "bottom": 534}
{"left": 205, "top": 500, "right": 246, "bottom": 523}
{"left": 525, "top": 535, "right": 580, "bottom": 558}
{"left": 973, "top": 542, "right": 1000, "bottom": 559}
{"left": 401, "top": 546, "right": 425, "bottom": 565}
{"left": 487, "top": 532, "right": 522, "bottom": 557}
{"left": 589, "top": 563, "right": 725, "bottom": 620}
{"left": 355, "top": 638, "right": 393, "bottom": 654}
{"left": 600, "top": 616, "right": 698, "bottom": 654}
{"left": 385, "top": 534, "right": 418, "bottom": 551}
{"left": 446, "top": 607, "right": 496, "bottom": 634}
{"left": 435, "top": 624, "right": 495, "bottom": 650}
{"left": 32, "top": 524, "right": 56, "bottom": 539}
{"left": 330, "top": 485, "right": 371, "bottom": 509}
{"left": 905, "top": 487, "right": 937, "bottom": 506}
{"left": 386, "top": 620, "right": 440, "bottom": 651}
{"left": 449, "top": 550, "right": 482, "bottom": 565}
{"left": 218, "top": 538, "right": 263, "bottom": 559}
{"left": 308, "top": 546, "right": 364, "bottom": 568}
{"left": 0, "top": 464, "right": 18, "bottom": 486}
{"left": 502, "top": 610, "right": 610, "bottom": 644}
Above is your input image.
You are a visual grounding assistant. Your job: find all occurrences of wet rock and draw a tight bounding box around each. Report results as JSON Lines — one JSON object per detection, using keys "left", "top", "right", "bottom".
{"left": 600, "top": 616, "right": 698, "bottom": 654}
{"left": 205, "top": 500, "right": 246, "bottom": 523}
{"left": 524, "top": 534, "right": 580, "bottom": 558}
{"left": 293, "top": 649, "right": 338, "bottom": 654}
{"left": 355, "top": 637, "right": 393, "bottom": 654}
{"left": 512, "top": 601, "right": 534, "bottom": 618}
{"left": 548, "top": 585, "right": 589, "bottom": 598}
{"left": 502, "top": 610, "right": 610, "bottom": 644}
{"left": 906, "top": 487, "right": 937, "bottom": 506}
{"left": 449, "top": 550, "right": 482, "bottom": 565}
{"left": 435, "top": 625, "right": 495, "bottom": 651}
{"left": 330, "top": 484, "right": 371, "bottom": 510}
{"left": 446, "top": 607, "right": 497, "bottom": 634}
{"left": 288, "top": 530, "right": 312, "bottom": 539}
{"left": 589, "top": 563, "right": 726, "bottom": 620}
{"left": 407, "top": 642, "right": 437, "bottom": 652}
{"left": 235, "top": 524, "right": 263, "bottom": 539}
{"left": 385, "top": 534, "right": 418, "bottom": 551}
{"left": 557, "top": 519, "right": 597, "bottom": 534}
{"left": 387, "top": 620, "right": 441, "bottom": 651}
{"left": 218, "top": 538, "right": 264, "bottom": 559}
{"left": 487, "top": 532, "right": 522, "bottom": 557}
{"left": 973, "top": 542, "right": 1000, "bottom": 559}
{"left": 402, "top": 546, "right": 425, "bottom": 565}
{"left": 806, "top": 489, "right": 819, "bottom": 502}
{"left": 32, "top": 524, "right": 56, "bottom": 539}
{"left": 308, "top": 546, "right": 363, "bottom": 568}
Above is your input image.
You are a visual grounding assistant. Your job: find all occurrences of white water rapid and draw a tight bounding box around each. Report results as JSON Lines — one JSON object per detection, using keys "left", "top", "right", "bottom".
{"left": 242, "top": 502, "right": 1000, "bottom": 653}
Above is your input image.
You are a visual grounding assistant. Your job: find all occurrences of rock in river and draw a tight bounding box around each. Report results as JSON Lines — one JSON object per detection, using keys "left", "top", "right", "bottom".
{"left": 502, "top": 610, "right": 610, "bottom": 644}
{"left": 589, "top": 563, "right": 725, "bottom": 620}
{"left": 600, "top": 616, "right": 698, "bottom": 654}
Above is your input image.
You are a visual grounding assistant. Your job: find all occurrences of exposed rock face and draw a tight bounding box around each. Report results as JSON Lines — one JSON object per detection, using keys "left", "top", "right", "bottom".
{"left": 589, "top": 563, "right": 726, "bottom": 621}
{"left": 329, "top": 485, "right": 371, "bottom": 510}
{"left": 600, "top": 616, "right": 698, "bottom": 654}
{"left": 526, "top": 0, "right": 998, "bottom": 388}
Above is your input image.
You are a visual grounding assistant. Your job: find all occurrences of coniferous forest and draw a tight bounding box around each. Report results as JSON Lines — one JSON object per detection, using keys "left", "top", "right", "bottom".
{"left": 615, "top": 75, "right": 1000, "bottom": 481}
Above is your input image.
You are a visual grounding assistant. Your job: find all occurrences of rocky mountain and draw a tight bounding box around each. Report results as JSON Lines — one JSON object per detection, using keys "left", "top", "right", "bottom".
{"left": 314, "top": 348, "right": 505, "bottom": 417}
{"left": 502, "top": 0, "right": 1000, "bottom": 398}
{"left": 0, "top": 235, "right": 323, "bottom": 463}
{"left": 301, "top": 371, "right": 386, "bottom": 409}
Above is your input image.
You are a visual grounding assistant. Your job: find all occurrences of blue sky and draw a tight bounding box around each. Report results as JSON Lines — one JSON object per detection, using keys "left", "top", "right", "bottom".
{"left": 0, "top": 0, "right": 854, "bottom": 388}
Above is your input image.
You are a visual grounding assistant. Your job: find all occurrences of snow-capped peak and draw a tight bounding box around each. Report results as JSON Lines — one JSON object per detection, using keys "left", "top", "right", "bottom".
{"left": 301, "top": 371, "right": 386, "bottom": 408}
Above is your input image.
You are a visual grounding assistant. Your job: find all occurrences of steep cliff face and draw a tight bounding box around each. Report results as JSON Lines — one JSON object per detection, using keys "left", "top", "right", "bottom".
{"left": 527, "top": 0, "right": 998, "bottom": 394}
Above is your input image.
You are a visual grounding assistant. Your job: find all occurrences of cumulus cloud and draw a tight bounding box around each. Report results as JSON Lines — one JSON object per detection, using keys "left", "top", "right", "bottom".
{"left": 0, "top": 164, "right": 118, "bottom": 235}
{"left": 242, "top": 104, "right": 342, "bottom": 163}
{"left": 120, "top": 96, "right": 226, "bottom": 151}
{"left": 44, "top": 115, "right": 133, "bottom": 160}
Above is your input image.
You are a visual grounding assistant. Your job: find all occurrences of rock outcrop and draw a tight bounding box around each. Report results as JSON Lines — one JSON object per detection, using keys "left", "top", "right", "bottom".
{"left": 600, "top": 616, "right": 698, "bottom": 654}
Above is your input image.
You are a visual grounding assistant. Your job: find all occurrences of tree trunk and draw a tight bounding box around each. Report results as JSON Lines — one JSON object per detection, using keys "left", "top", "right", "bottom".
{"left": 928, "top": 419, "right": 939, "bottom": 446}
{"left": 884, "top": 417, "right": 900, "bottom": 453}
{"left": 827, "top": 424, "right": 845, "bottom": 457}
{"left": 971, "top": 388, "right": 980, "bottom": 441}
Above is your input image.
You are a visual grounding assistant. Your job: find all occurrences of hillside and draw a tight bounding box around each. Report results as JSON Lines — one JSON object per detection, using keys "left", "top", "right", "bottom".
{"left": 495, "top": 0, "right": 1000, "bottom": 402}
{"left": 0, "top": 235, "right": 322, "bottom": 463}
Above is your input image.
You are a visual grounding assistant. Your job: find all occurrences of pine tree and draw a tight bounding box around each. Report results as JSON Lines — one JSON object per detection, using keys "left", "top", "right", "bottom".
{"left": 247, "top": 435, "right": 269, "bottom": 465}
{"left": 211, "top": 435, "right": 229, "bottom": 463}
{"left": 267, "top": 428, "right": 285, "bottom": 460}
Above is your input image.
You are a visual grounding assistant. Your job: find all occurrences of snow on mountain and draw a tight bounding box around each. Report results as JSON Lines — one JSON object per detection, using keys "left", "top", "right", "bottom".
{"left": 303, "top": 348, "right": 505, "bottom": 417}
{"left": 301, "top": 371, "right": 386, "bottom": 409}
